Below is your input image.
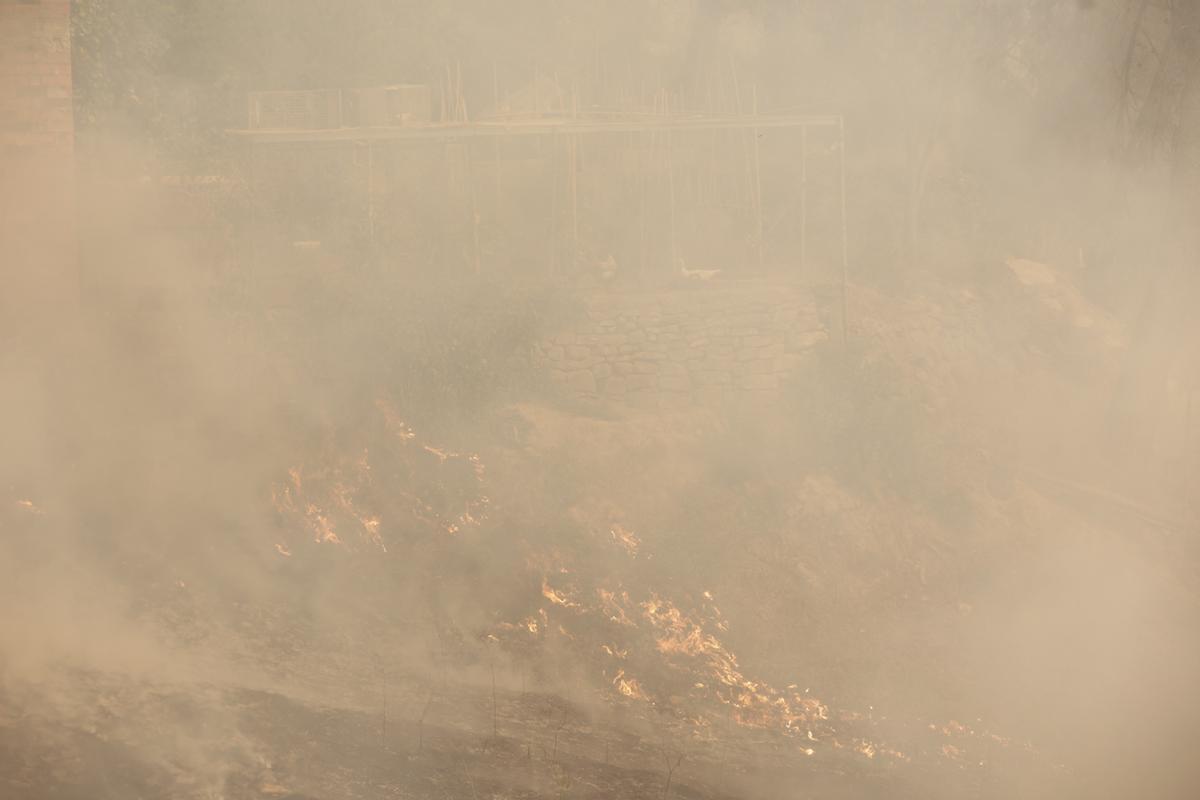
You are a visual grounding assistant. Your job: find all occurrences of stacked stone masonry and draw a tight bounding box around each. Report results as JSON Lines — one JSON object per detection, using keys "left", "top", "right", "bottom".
{"left": 536, "top": 283, "right": 828, "bottom": 408}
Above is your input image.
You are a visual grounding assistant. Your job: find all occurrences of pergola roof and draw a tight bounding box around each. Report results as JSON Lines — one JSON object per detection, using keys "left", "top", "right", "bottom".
{"left": 227, "top": 113, "right": 841, "bottom": 144}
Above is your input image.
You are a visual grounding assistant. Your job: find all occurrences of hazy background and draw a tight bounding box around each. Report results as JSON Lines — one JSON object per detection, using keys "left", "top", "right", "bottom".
{"left": 2, "top": 1, "right": 1198, "bottom": 798}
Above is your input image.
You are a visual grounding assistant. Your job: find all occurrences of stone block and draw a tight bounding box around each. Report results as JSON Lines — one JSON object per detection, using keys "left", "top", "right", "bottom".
{"left": 693, "top": 384, "right": 727, "bottom": 406}
{"left": 613, "top": 361, "right": 634, "bottom": 375}
{"left": 693, "top": 370, "right": 731, "bottom": 385}
{"left": 546, "top": 345, "right": 565, "bottom": 361}
{"left": 566, "top": 345, "right": 591, "bottom": 360}
{"left": 601, "top": 376, "right": 627, "bottom": 396}
{"left": 735, "top": 358, "right": 775, "bottom": 376}
{"left": 737, "top": 373, "right": 778, "bottom": 391}
{"left": 774, "top": 353, "right": 803, "bottom": 374}
{"left": 567, "top": 369, "right": 597, "bottom": 394}
{"left": 592, "top": 362, "right": 613, "bottom": 380}
{"left": 627, "top": 390, "right": 659, "bottom": 409}
{"left": 787, "top": 329, "right": 829, "bottom": 350}
{"left": 657, "top": 391, "right": 692, "bottom": 410}
{"left": 736, "top": 347, "right": 766, "bottom": 362}
{"left": 626, "top": 373, "right": 658, "bottom": 390}
{"left": 659, "top": 374, "right": 691, "bottom": 392}
{"left": 633, "top": 360, "right": 658, "bottom": 374}
{"left": 725, "top": 313, "right": 760, "bottom": 328}
{"left": 703, "top": 356, "right": 736, "bottom": 372}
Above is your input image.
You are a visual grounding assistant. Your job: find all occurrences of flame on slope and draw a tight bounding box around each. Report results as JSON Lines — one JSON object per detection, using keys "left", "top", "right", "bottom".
{"left": 639, "top": 593, "right": 838, "bottom": 733}
{"left": 15, "top": 499, "right": 43, "bottom": 515}
{"left": 272, "top": 402, "right": 489, "bottom": 552}
{"left": 375, "top": 397, "right": 416, "bottom": 440}
{"left": 541, "top": 577, "right": 580, "bottom": 609}
{"left": 597, "top": 588, "right": 637, "bottom": 627}
{"left": 487, "top": 560, "right": 1018, "bottom": 770}
{"left": 277, "top": 407, "right": 1015, "bottom": 772}
{"left": 612, "top": 669, "right": 649, "bottom": 700}
{"left": 609, "top": 523, "right": 640, "bottom": 557}
{"left": 494, "top": 574, "right": 1014, "bottom": 767}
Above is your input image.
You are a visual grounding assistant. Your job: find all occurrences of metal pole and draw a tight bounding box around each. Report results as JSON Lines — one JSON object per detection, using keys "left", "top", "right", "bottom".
{"left": 640, "top": 131, "right": 648, "bottom": 276}
{"left": 752, "top": 85, "right": 764, "bottom": 274}
{"left": 667, "top": 129, "right": 678, "bottom": 273}
{"left": 549, "top": 134, "right": 558, "bottom": 276}
{"left": 838, "top": 116, "right": 849, "bottom": 346}
{"left": 366, "top": 141, "right": 375, "bottom": 249}
{"left": 569, "top": 134, "right": 579, "bottom": 269}
{"left": 800, "top": 125, "right": 808, "bottom": 276}
{"left": 468, "top": 141, "right": 481, "bottom": 276}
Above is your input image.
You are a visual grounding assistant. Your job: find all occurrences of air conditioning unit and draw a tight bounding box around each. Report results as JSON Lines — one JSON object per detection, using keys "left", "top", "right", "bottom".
{"left": 343, "top": 85, "right": 431, "bottom": 127}
{"left": 248, "top": 89, "right": 342, "bottom": 130}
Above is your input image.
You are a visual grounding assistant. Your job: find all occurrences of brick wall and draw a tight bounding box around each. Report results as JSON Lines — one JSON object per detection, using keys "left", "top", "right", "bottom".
{"left": 0, "top": 0, "right": 75, "bottom": 313}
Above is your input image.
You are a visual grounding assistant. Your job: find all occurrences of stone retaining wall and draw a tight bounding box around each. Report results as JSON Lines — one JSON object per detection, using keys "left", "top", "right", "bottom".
{"left": 535, "top": 282, "right": 828, "bottom": 407}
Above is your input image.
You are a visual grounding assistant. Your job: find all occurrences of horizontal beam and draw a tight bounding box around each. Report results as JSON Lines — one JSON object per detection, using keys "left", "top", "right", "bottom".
{"left": 227, "top": 114, "right": 842, "bottom": 144}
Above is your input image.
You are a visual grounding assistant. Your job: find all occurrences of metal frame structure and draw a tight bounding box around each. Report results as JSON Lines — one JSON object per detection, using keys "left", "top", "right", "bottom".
{"left": 229, "top": 111, "right": 849, "bottom": 339}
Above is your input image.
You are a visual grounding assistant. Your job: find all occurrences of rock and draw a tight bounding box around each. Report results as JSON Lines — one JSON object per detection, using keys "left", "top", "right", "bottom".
{"left": 592, "top": 362, "right": 613, "bottom": 380}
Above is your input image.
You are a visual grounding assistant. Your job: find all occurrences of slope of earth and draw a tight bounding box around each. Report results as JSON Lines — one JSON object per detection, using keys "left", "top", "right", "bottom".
{"left": 2, "top": 260, "right": 1195, "bottom": 799}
